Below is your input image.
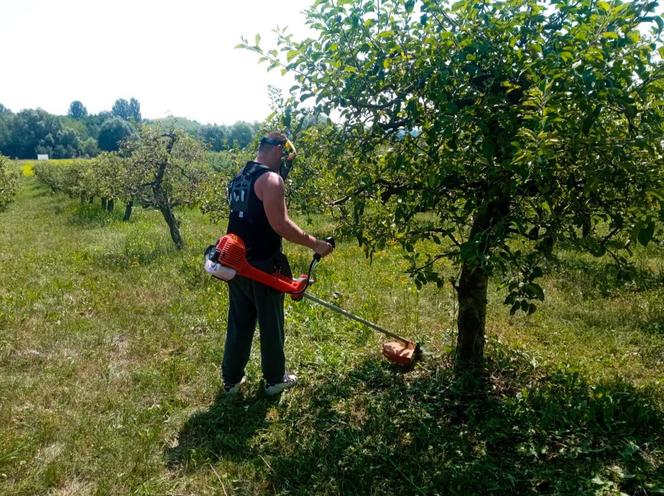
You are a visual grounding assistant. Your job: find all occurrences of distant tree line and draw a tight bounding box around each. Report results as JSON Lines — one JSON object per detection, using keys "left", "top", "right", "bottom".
{"left": 0, "top": 98, "right": 260, "bottom": 159}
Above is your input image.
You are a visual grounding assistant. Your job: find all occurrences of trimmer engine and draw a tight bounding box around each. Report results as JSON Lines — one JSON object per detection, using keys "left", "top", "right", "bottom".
{"left": 205, "top": 234, "right": 308, "bottom": 294}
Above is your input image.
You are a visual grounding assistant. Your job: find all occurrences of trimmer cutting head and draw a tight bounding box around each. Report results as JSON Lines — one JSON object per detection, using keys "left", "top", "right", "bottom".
{"left": 382, "top": 340, "right": 422, "bottom": 367}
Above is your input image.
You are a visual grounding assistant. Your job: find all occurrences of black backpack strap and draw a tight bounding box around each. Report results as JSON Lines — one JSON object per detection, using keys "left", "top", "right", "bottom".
{"left": 227, "top": 162, "right": 271, "bottom": 218}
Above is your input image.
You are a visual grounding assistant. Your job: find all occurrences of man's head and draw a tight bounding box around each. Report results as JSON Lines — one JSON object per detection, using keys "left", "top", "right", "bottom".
{"left": 256, "top": 132, "right": 296, "bottom": 171}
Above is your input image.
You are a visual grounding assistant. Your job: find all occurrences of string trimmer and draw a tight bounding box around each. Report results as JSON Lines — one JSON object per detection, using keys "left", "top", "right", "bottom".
{"left": 205, "top": 234, "right": 422, "bottom": 367}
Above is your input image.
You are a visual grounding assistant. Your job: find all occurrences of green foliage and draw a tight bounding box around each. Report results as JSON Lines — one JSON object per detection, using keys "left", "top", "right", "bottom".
{"left": 97, "top": 117, "right": 136, "bottom": 152}
{"left": 3, "top": 109, "right": 84, "bottom": 159}
{"left": 122, "top": 127, "right": 209, "bottom": 209}
{"left": 111, "top": 97, "right": 142, "bottom": 122}
{"left": 226, "top": 120, "right": 256, "bottom": 148}
{"left": 145, "top": 117, "right": 261, "bottom": 152}
{"left": 244, "top": 0, "right": 664, "bottom": 322}
{"left": 0, "top": 155, "right": 18, "bottom": 211}
{"left": 33, "top": 159, "right": 93, "bottom": 200}
{"left": 0, "top": 102, "right": 261, "bottom": 161}
{"left": 67, "top": 100, "right": 88, "bottom": 119}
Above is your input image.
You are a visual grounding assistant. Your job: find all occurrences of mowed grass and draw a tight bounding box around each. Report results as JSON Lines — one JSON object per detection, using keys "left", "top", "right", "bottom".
{"left": 0, "top": 176, "right": 662, "bottom": 495}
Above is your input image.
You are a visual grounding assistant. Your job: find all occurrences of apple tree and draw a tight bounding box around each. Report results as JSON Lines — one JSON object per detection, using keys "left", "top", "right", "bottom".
{"left": 123, "top": 127, "right": 208, "bottom": 249}
{"left": 245, "top": 0, "right": 664, "bottom": 367}
{"left": 0, "top": 155, "right": 18, "bottom": 211}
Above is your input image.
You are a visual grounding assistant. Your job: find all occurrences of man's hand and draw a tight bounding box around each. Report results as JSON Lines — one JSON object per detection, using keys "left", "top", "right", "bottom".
{"left": 313, "top": 239, "right": 334, "bottom": 258}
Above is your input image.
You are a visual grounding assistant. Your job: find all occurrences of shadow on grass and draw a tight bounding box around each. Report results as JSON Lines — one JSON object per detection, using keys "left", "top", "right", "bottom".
{"left": 67, "top": 202, "right": 124, "bottom": 228}
{"left": 165, "top": 388, "right": 276, "bottom": 470}
{"left": 549, "top": 254, "right": 664, "bottom": 299}
{"left": 166, "top": 349, "right": 663, "bottom": 495}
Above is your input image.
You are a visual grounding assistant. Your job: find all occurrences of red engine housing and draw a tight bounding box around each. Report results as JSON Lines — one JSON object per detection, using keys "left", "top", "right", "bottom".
{"left": 215, "top": 234, "right": 308, "bottom": 294}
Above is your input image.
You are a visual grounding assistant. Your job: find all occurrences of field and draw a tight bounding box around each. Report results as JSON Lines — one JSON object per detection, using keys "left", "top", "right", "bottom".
{"left": 1, "top": 173, "right": 662, "bottom": 495}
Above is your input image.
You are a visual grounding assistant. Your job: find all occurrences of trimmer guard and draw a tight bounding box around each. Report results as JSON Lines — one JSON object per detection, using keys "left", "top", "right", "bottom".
{"left": 382, "top": 341, "right": 419, "bottom": 367}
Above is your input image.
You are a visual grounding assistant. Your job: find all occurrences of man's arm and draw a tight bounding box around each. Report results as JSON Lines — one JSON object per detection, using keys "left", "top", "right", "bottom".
{"left": 256, "top": 172, "right": 333, "bottom": 257}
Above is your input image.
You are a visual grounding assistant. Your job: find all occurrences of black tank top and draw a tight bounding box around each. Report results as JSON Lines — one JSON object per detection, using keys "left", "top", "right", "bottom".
{"left": 227, "top": 161, "right": 281, "bottom": 261}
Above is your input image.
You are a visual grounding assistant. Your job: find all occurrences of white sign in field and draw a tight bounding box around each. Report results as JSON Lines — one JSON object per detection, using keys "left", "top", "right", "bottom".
{"left": 37, "top": 154, "right": 49, "bottom": 161}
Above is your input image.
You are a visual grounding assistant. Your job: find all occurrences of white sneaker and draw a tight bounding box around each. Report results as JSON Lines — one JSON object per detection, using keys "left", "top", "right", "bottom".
{"left": 265, "top": 373, "right": 298, "bottom": 396}
{"left": 223, "top": 375, "right": 247, "bottom": 395}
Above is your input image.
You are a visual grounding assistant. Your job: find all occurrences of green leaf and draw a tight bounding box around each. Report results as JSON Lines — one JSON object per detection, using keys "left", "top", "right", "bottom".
{"left": 255, "top": 33, "right": 261, "bottom": 46}
{"left": 560, "top": 51, "right": 573, "bottom": 63}
{"left": 637, "top": 222, "right": 655, "bottom": 246}
{"left": 602, "top": 32, "right": 619, "bottom": 40}
{"left": 525, "top": 283, "right": 545, "bottom": 300}
{"left": 598, "top": 1, "right": 611, "bottom": 12}
{"left": 627, "top": 31, "right": 640, "bottom": 43}
{"left": 459, "top": 242, "right": 476, "bottom": 263}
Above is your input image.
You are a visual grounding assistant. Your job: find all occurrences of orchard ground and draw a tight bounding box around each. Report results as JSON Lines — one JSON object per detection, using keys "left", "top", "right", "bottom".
{"left": 0, "top": 171, "right": 662, "bottom": 495}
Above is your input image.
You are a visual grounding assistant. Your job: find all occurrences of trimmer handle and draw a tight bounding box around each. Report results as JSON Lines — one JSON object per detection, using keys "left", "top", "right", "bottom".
{"left": 313, "top": 236, "right": 335, "bottom": 262}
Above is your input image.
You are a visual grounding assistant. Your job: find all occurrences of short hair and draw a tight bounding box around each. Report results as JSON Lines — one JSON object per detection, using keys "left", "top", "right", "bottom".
{"left": 258, "top": 131, "right": 288, "bottom": 153}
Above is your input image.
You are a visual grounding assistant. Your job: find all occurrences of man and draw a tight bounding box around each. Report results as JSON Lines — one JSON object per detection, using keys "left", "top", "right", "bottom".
{"left": 222, "top": 132, "right": 334, "bottom": 395}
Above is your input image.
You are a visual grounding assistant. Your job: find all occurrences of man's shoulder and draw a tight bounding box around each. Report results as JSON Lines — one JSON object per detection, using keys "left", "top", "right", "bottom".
{"left": 254, "top": 169, "right": 283, "bottom": 201}
{"left": 255, "top": 169, "right": 283, "bottom": 185}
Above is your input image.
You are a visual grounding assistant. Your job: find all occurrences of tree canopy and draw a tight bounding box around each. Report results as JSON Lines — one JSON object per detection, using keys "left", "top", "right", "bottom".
{"left": 112, "top": 98, "right": 142, "bottom": 122}
{"left": 68, "top": 100, "right": 88, "bottom": 119}
{"left": 246, "top": 0, "right": 664, "bottom": 366}
{"left": 98, "top": 117, "right": 136, "bottom": 152}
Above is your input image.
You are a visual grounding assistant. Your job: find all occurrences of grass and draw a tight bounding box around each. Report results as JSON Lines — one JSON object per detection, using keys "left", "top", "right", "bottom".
{"left": 0, "top": 175, "right": 662, "bottom": 495}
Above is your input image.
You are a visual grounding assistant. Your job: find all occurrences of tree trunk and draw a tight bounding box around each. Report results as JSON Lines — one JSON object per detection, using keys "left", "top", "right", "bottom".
{"left": 454, "top": 206, "right": 500, "bottom": 369}
{"left": 123, "top": 200, "right": 133, "bottom": 221}
{"left": 107, "top": 199, "right": 114, "bottom": 212}
{"left": 159, "top": 203, "right": 184, "bottom": 250}
{"left": 101, "top": 198, "right": 107, "bottom": 210}
{"left": 456, "top": 262, "right": 488, "bottom": 368}
{"left": 152, "top": 133, "right": 182, "bottom": 249}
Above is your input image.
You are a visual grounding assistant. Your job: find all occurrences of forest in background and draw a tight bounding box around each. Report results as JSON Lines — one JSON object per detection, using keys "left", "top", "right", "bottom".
{"left": 0, "top": 98, "right": 261, "bottom": 159}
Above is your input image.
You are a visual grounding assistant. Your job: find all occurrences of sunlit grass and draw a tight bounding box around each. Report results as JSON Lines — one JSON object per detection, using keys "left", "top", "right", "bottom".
{"left": 0, "top": 176, "right": 662, "bottom": 495}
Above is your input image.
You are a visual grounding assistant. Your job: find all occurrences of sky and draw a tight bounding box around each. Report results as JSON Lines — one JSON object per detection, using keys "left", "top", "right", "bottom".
{"left": 0, "top": 0, "right": 315, "bottom": 125}
{"left": 2, "top": 1, "right": 662, "bottom": 126}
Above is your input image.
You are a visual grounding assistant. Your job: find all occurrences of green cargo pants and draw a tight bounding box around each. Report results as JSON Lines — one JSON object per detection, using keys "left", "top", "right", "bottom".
{"left": 222, "top": 274, "right": 285, "bottom": 386}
